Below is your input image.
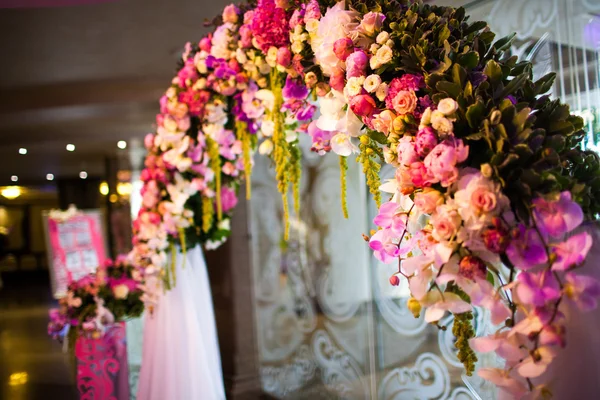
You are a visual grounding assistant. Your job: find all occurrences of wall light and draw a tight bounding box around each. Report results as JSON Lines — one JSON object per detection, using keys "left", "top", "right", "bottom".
{"left": 11, "top": 175, "right": 18, "bottom": 182}
{"left": 79, "top": 171, "right": 88, "bottom": 179}
{"left": 116, "top": 182, "right": 132, "bottom": 196}
{"left": 46, "top": 173, "right": 54, "bottom": 181}
{"left": 18, "top": 148, "right": 27, "bottom": 155}
{"left": 117, "top": 140, "right": 127, "bottom": 149}
{"left": 1, "top": 186, "right": 22, "bottom": 200}
{"left": 99, "top": 182, "right": 109, "bottom": 196}
{"left": 66, "top": 144, "right": 75, "bottom": 152}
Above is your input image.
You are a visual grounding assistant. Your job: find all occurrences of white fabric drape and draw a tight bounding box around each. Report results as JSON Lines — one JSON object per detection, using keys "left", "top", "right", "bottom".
{"left": 137, "top": 245, "right": 225, "bottom": 400}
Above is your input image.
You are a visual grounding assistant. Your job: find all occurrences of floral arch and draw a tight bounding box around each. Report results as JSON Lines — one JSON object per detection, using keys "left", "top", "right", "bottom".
{"left": 131, "top": 0, "right": 600, "bottom": 397}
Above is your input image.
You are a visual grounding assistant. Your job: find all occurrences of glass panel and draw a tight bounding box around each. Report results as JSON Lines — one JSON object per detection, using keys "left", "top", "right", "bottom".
{"left": 249, "top": 136, "right": 375, "bottom": 399}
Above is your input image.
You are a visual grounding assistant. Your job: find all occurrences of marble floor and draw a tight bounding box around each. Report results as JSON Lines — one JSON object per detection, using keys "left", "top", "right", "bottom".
{"left": 0, "top": 271, "right": 77, "bottom": 400}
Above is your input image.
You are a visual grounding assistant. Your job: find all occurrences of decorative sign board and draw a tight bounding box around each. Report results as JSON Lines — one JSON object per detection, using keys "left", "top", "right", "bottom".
{"left": 43, "top": 208, "right": 107, "bottom": 298}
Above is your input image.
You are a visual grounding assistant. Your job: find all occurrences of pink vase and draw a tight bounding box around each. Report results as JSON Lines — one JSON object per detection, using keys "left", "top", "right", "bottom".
{"left": 75, "top": 322, "right": 130, "bottom": 400}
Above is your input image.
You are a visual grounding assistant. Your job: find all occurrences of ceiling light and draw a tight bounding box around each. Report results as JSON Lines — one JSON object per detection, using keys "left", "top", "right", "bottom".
{"left": 99, "top": 182, "right": 109, "bottom": 196}
{"left": 79, "top": 171, "right": 88, "bottom": 179}
{"left": 1, "top": 186, "right": 21, "bottom": 200}
{"left": 18, "top": 148, "right": 27, "bottom": 155}
{"left": 46, "top": 173, "right": 54, "bottom": 181}
{"left": 117, "top": 140, "right": 127, "bottom": 149}
{"left": 66, "top": 144, "right": 75, "bottom": 152}
{"left": 11, "top": 175, "right": 18, "bottom": 182}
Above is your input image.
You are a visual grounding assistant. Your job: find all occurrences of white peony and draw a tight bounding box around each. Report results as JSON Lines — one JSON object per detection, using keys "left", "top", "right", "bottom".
{"left": 345, "top": 76, "right": 366, "bottom": 97}
{"left": 311, "top": 1, "right": 359, "bottom": 76}
{"left": 363, "top": 74, "right": 382, "bottom": 93}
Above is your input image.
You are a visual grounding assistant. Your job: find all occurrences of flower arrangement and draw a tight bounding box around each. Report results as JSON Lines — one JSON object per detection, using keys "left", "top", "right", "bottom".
{"left": 134, "top": 0, "right": 600, "bottom": 396}
{"left": 48, "top": 255, "right": 144, "bottom": 340}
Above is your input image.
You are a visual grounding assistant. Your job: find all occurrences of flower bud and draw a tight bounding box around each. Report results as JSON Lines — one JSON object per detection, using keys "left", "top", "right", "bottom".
{"left": 459, "top": 255, "right": 487, "bottom": 281}
{"left": 407, "top": 297, "right": 422, "bottom": 318}
{"left": 480, "top": 163, "right": 493, "bottom": 178}
{"left": 389, "top": 275, "right": 400, "bottom": 286}
{"left": 490, "top": 110, "right": 502, "bottom": 125}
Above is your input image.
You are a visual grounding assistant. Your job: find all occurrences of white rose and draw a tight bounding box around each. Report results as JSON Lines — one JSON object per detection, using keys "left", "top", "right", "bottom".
{"left": 437, "top": 98, "right": 459, "bottom": 116}
{"left": 419, "top": 107, "right": 432, "bottom": 128}
{"left": 431, "top": 114, "right": 454, "bottom": 135}
{"left": 363, "top": 74, "right": 382, "bottom": 93}
{"left": 370, "top": 45, "right": 393, "bottom": 70}
{"left": 261, "top": 120, "right": 275, "bottom": 137}
{"left": 375, "top": 82, "right": 389, "bottom": 101}
{"left": 266, "top": 46, "right": 278, "bottom": 67}
{"left": 259, "top": 139, "right": 274, "bottom": 155}
{"left": 113, "top": 284, "right": 129, "bottom": 300}
{"left": 376, "top": 31, "right": 389, "bottom": 45}
{"left": 305, "top": 18, "right": 319, "bottom": 33}
{"left": 345, "top": 76, "right": 366, "bottom": 97}
{"left": 369, "top": 43, "right": 380, "bottom": 55}
{"left": 218, "top": 218, "right": 231, "bottom": 231}
{"left": 291, "top": 41, "right": 304, "bottom": 54}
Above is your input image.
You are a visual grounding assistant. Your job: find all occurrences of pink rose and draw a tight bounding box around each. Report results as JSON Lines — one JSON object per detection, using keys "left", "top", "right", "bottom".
{"left": 392, "top": 90, "right": 418, "bottom": 115}
{"left": 243, "top": 10, "right": 254, "bottom": 25}
{"left": 414, "top": 188, "right": 444, "bottom": 214}
{"left": 471, "top": 187, "right": 497, "bottom": 213}
{"left": 396, "top": 136, "right": 419, "bottom": 165}
{"left": 329, "top": 67, "right": 345, "bottom": 91}
{"left": 415, "top": 127, "right": 438, "bottom": 157}
{"left": 372, "top": 110, "right": 396, "bottom": 135}
{"left": 431, "top": 204, "right": 462, "bottom": 241}
{"left": 358, "top": 12, "right": 385, "bottom": 36}
{"left": 199, "top": 37, "right": 212, "bottom": 52}
{"left": 276, "top": 47, "right": 292, "bottom": 67}
{"left": 333, "top": 38, "right": 354, "bottom": 61}
{"left": 349, "top": 94, "right": 376, "bottom": 117}
{"left": 289, "top": 9, "right": 304, "bottom": 29}
{"left": 222, "top": 4, "right": 239, "bottom": 23}
{"left": 345, "top": 50, "right": 368, "bottom": 79}
{"left": 423, "top": 137, "right": 469, "bottom": 187}
{"left": 144, "top": 133, "right": 155, "bottom": 149}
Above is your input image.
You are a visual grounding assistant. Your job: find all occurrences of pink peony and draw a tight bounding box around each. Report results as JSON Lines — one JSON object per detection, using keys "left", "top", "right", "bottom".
{"left": 349, "top": 94, "right": 376, "bottom": 117}
{"left": 345, "top": 50, "right": 368, "bottom": 79}
{"left": 391, "top": 90, "right": 418, "bottom": 115}
{"left": 333, "top": 38, "right": 354, "bottom": 61}
{"left": 415, "top": 126, "right": 438, "bottom": 157}
{"left": 396, "top": 136, "right": 419, "bottom": 166}
{"left": 423, "top": 137, "right": 469, "bottom": 187}
{"left": 199, "top": 36, "right": 212, "bottom": 52}
{"left": 305, "top": 0, "right": 321, "bottom": 20}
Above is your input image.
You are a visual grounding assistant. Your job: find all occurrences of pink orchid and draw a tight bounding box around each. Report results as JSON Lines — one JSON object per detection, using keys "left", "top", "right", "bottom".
{"left": 422, "top": 291, "right": 471, "bottom": 323}
{"left": 506, "top": 224, "right": 548, "bottom": 270}
{"left": 478, "top": 368, "right": 527, "bottom": 398}
{"left": 516, "top": 270, "right": 561, "bottom": 307}
{"left": 373, "top": 201, "right": 407, "bottom": 236}
{"left": 552, "top": 231, "right": 593, "bottom": 271}
{"left": 533, "top": 191, "right": 583, "bottom": 238}
{"left": 369, "top": 229, "right": 399, "bottom": 264}
{"left": 564, "top": 273, "right": 600, "bottom": 311}
{"left": 464, "top": 278, "right": 511, "bottom": 325}
{"left": 470, "top": 332, "right": 527, "bottom": 362}
{"left": 515, "top": 346, "right": 557, "bottom": 378}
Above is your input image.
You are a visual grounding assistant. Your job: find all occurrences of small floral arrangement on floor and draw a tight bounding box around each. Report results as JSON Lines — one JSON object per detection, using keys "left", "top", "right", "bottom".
{"left": 48, "top": 255, "right": 144, "bottom": 340}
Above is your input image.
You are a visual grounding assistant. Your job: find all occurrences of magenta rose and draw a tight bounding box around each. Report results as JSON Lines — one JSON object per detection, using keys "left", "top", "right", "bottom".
{"left": 349, "top": 94, "right": 376, "bottom": 117}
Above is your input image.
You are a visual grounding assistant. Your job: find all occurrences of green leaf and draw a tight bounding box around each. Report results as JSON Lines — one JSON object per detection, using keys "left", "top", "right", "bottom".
{"left": 436, "top": 81, "right": 462, "bottom": 99}
{"left": 499, "top": 73, "right": 528, "bottom": 98}
{"left": 465, "top": 132, "right": 484, "bottom": 140}
{"left": 452, "top": 63, "right": 467, "bottom": 87}
{"left": 438, "top": 24, "right": 451, "bottom": 47}
{"left": 549, "top": 120, "right": 574, "bottom": 136}
{"left": 426, "top": 73, "right": 446, "bottom": 89}
{"left": 493, "top": 33, "right": 517, "bottom": 52}
{"left": 484, "top": 60, "right": 503, "bottom": 84}
{"left": 534, "top": 72, "right": 556, "bottom": 95}
{"left": 464, "top": 21, "right": 488, "bottom": 36}
{"left": 466, "top": 101, "right": 486, "bottom": 129}
{"left": 457, "top": 52, "right": 480, "bottom": 69}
